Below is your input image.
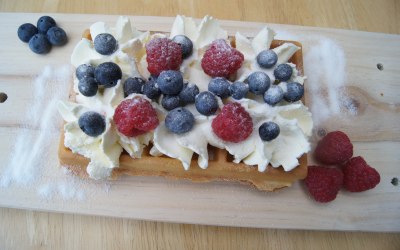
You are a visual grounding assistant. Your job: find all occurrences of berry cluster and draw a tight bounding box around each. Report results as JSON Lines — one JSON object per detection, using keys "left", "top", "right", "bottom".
{"left": 17, "top": 16, "right": 67, "bottom": 54}
{"left": 304, "top": 131, "right": 380, "bottom": 203}
{"left": 76, "top": 62, "right": 122, "bottom": 97}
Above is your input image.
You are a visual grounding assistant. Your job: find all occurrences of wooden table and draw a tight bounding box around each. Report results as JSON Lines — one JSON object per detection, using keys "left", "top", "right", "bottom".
{"left": 1, "top": 0, "right": 400, "bottom": 249}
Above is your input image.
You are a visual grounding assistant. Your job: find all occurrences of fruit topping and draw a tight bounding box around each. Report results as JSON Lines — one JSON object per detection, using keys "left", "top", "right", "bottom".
{"left": 195, "top": 91, "right": 219, "bottom": 116}
{"left": 343, "top": 156, "right": 380, "bottom": 192}
{"left": 256, "top": 50, "right": 278, "bottom": 69}
{"left": 17, "top": 23, "right": 38, "bottom": 43}
{"left": 123, "top": 77, "right": 145, "bottom": 97}
{"left": 201, "top": 39, "right": 244, "bottom": 78}
{"left": 28, "top": 34, "right": 51, "bottom": 54}
{"left": 161, "top": 95, "right": 181, "bottom": 111}
{"left": 156, "top": 70, "right": 184, "bottom": 95}
{"left": 263, "top": 85, "right": 284, "bottom": 105}
{"left": 172, "top": 35, "right": 193, "bottom": 59}
{"left": 37, "top": 16, "right": 56, "bottom": 33}
{"left": 78, "top": 77, "right": 98, "bottom": 97}
{"left": 165, "top": 107, "right": 195, "bottom": 134}
{"left": 212, "top": 102, "right": 253, "bottom": 143}
{"left": 78, "top": 111, "right": 106, "bottom": 137}
{"left": 229, "top": 81, "right": 249, "bottom": 100}
{"left": 46, "top": 27, "right": 67, "bottom": 46}
{"left": 208, "top": 77, "right": 231, "bottom": 98}
{"left": 258, "top": 122, "right": 280, "bottom": 141}
{"left": 93, "top": 33, "right": 118, "bottom": 55}
{"left": 94, "top": 62, "right": 122, "bottom": 88}
{"left": 76, "top": 64, "right": 95, "bottom": 80}
{"left": 314, "top": 131, "right": 353, "bottom": 165}
{"left": 246, "top": 71, "right": 270, "bottom": 95}
{"left": 146, "top": 38, "right": 182, "bottom": 76}
{"left": 274, "top": 64, "right": 293, "bottom": 82}
{"left": 304, "top": 166, "right": 344, "bottom": 203}
{"left": 179, "top": 83, "right": 199, "bottom": 105}
{"left": 113, "top": 98, "right": 159, "bottom": 137}
{"left": 143, "top": 78, "right": 161, "bottom": 100}
{"left": 284, "top": 82, "right": 304, "bottom": 102}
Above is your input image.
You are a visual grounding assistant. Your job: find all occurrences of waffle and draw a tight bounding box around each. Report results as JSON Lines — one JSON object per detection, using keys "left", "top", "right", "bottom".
{"left": 58, "top": 38, "right": 308, "bottom": 192}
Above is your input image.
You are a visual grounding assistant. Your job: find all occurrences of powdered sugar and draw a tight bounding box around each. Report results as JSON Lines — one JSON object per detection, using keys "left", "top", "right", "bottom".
{"left": 0, "top": 65, "right": 111, "bottom": 201}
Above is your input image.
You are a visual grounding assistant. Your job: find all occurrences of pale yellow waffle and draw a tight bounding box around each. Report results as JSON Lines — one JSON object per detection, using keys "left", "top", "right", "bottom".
{"left": 58, "top": 37, "right": 307, "bottom": 192}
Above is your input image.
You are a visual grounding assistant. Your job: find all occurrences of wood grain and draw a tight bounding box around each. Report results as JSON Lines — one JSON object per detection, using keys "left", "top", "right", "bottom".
{"left": 0, "top": 1, "right": 400, "bottom": 250}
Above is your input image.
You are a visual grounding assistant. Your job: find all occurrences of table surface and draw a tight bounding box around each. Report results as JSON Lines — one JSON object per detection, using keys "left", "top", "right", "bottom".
{"left": 1, "top": 0, "right": 400, "bottom": 249}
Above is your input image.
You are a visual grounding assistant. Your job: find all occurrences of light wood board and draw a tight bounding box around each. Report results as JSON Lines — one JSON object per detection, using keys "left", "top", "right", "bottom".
{"left": 0, "top": 13, "right": 399, "bottom": 232}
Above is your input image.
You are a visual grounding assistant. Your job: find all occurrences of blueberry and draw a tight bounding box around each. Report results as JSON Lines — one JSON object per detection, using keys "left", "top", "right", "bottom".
{"left": 179, "top": 83, "right": 199, "bottom": 104}
{"left": 172, "top": 35, "right": 193, "bottom": 59}
{"left": 46, "top": 27, "right": 67, "bottom": 46}
{"left": 259, "top": 122, "right": 280, "bottom": 141}
{"left": 284, "top": 82, "right": 304, "bottom": 102}
{"left": 37, "top": 16, "right": 56, "bottom": 33}
{"left": 256, "top": 50, "right": 278, "bottom": 69}
{"left": 143, "top": 79, "right": 161, "bottom": 100}
{"left": 246, "top": 71, "right": 270, "bottom": 95}
{"left": 208, "top": 77, "right": 231, "bottom": 98}
{"left": 94, "top": 62, "right": 122, "bottom": 88}
{"left": 94, "top": 33, "right": 118, "bottom": 55}
{"left": 229, "top": 81, "right": 249, "bottom": 100}
{"left": 274, "top": 64, "right": 293, "bottom": 82}
{"left": 78, "top": 77, "right": 98, "bottom": 97}
{"left": 195, "top": 91, "right": 218, "bottom": 116}
{"left": 263, "top": 85, "right": 284, "bottom": 105}
{"left": 78, "top": 111, "right": 106, "bottom": 137}
{"left": 17, "top": 23, "right": 38, "bottom": 43}
{"left": 157, "top": 70, "right": 183, "bottom": 95}
{"left": 28, "top": 34, "right": 51, "bottom": 54}
{"left": 161, "top": 95, "right": 181, "bottom": 111}
{"left": 165, "top": 107, "right": 195, "bottom": 134}
{"left": 123, "top": 77, "right": 145, "bottom": 97}
{"left": 76, "top": 64, "right": 95, "bottom": 80}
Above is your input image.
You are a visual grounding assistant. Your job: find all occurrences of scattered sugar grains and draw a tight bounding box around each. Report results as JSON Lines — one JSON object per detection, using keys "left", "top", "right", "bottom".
{"left": 0, "top": 65, "right": 111, "bottom": 202}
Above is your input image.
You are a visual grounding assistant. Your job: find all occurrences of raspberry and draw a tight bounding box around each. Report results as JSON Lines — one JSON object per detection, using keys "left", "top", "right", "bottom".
{"left": 342, "top": 156, "right": 380, "bottom": 192}
{"left": 304, "top": 166, "right": 344, "bottom": 203}
{"left": 113, "top": 98, "right": 159, "bottom": 137}
{"left": 201, "top": 39, "right": 244, "bottom": 78}
{"left": 145, "top": 38, "right": 182, "bottom": 76}
{"left": 314, "top": 131, "right": 353, "bottom": 165}
{"left": 212, "top": 102, "right": 253, "bottom": 143}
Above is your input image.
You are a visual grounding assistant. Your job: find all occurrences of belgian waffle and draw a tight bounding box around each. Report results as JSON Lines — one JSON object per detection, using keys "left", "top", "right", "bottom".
{"left": 58, "top": 36, "right": 307, "bottom": 192}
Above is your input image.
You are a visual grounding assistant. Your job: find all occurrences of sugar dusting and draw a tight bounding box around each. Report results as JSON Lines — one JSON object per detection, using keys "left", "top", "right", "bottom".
{"left": 0, "top": 65, "right": 111, "bottom": 201}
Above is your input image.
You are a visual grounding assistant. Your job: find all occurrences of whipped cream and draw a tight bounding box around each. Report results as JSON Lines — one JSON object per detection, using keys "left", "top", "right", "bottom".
{"left": 60, "top": 15, "right": 313, "bottom": 179}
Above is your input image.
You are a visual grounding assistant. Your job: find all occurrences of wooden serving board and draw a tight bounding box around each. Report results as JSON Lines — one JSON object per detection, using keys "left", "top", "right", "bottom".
{"left": 0, "top": 13, "right": 399, "bottom": 232}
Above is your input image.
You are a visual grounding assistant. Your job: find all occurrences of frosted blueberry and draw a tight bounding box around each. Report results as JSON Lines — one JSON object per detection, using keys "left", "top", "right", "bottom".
{"left": 157, "top": 70, "right": 183, "bottom": 95}
{"left": 165, "top": 107, "right": 195, "bottom": 134}
{"left": 78, "top": 111, "right": 106, "bottom": 137}
{"left": 94, "top": 62, "right": 122, "bottom": 88}
{"left": 246, "top": 71, "right": 270, "bottom": 95}
{"left": 263, "top": 85, "right": 284, "bottom": 105}
{"left": 256, "top": 50, "right": 278, "bottom": 68}
{"left": 274, "top": 64, "right": 293, "bottom": 82}
{"left": 284, "top": 82, "right": 304, "bottom": 102}
{"left": 208, "top": 77, "right": 231, "bottom": 98}
{"left": 76, "top": 64, "right": 95, "bottom": 80}
{"left": 161, "top": 95, "right": 181, "bottom": 111}
{"left": 94, "top": 33, "right": 118, "bottom": 55}
{"left": 179, "top": 83, "right": 199, "bottom": 104}
{"left": 143, "top": 79, "right": 161, "bottom": 100}
{"left": 123, "top": 77, "right": 145, "bottom": 97}
{"left": 78, "top": 77, "right": 98, "bottom": 97}
{"left": 195, "top": 91, "right": 218, "bottom": 116}
{"left": 229, "top": 81, "right": 249, "bottom": 100}
{"left": 172, "top": 35, "right": 193, "bottom": 59}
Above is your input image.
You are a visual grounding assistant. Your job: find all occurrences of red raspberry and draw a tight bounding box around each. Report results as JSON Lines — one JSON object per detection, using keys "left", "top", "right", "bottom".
{"left": 201, "top": 39, "right": 244, "bottom": 78}
{"left": 314, "top": 131, "right": 353, "bottom": 165}
{"left": 211, "top": 102, "right": 253, "bottom": 143}
{"left": 145, "top": 38, "right": 182, "bottom": 76}
{"left": 304, "top": 166, "right": 344, "bottom": 203}
{"left": 113, "top": 98, "right": 159, "bottom": 137}
{"left": 342, "top": 156, "right": 380, "bottom": 192}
